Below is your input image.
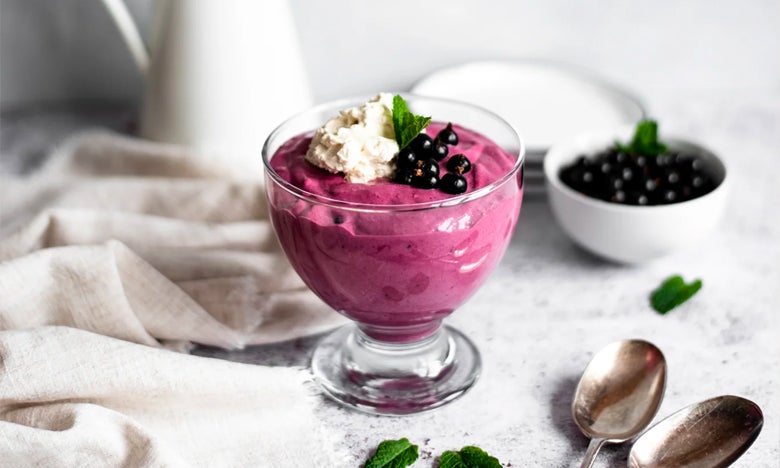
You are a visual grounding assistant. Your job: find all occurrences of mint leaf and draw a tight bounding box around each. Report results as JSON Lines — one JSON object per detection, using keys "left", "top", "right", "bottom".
{"left": 392, "top": 94, "right": 432, "bottom": 150}
{"left": 459, "top": 446, "right": 502, "bottom": 467}
{"left": 365, "top": 438, "right": 418, "bottom": 468}
{"left": 615, "top": 120, "right": 668, "bottom": 156}
{"left": 439, "top": 451, "right": 468, "bottom": 468}
{"left": 439, "top": 446, "right": 502, "bottom": 468}
{"left": 651, "top": 275, "right": 702, "bottom": 314}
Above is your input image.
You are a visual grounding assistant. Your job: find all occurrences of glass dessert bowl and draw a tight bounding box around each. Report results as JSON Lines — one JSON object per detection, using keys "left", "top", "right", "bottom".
{"left": 262, "top": 95, "right": 524, "bottom": 415}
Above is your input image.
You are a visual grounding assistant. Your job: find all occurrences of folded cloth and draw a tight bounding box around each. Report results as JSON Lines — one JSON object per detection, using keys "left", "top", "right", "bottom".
{"left": 0, "top": 131, "right": 348, "bottom": 466}
{"left": 0, "top": 131, "right": 346, "bottom": 347}
{"left": 0, "top": 326, "right": 339, "bottom": 467}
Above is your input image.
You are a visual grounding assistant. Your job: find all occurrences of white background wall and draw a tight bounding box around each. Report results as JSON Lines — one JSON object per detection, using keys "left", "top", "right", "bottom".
{"left": 1, "top": 0, "right": 779, "bottom": 110}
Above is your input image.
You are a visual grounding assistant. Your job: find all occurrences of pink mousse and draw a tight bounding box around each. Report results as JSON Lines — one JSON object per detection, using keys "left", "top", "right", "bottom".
{"left": 267, "top": 123, "right": 523, "bottom": 342}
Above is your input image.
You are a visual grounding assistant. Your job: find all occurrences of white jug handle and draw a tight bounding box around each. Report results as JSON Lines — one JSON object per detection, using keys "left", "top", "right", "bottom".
{"left": 100, "top": 0, "right": 149, "bottom": 76}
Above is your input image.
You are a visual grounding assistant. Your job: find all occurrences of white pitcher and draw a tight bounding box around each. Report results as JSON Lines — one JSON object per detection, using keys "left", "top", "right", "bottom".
{"left": 101, "top": 0, "right": 312, "bottom": 177}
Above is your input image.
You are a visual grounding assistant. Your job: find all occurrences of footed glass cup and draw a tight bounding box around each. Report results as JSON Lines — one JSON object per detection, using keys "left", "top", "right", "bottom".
{"left": 262, "top": 95, "right": 524, "bottom": 415}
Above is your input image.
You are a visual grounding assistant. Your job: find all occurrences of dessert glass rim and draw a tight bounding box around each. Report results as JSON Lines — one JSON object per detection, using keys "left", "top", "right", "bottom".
{"left": 261, "top": 93, "right": 525, "bottom": 213}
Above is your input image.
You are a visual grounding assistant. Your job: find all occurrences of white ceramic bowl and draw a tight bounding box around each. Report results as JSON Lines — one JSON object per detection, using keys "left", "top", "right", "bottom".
{"left": 544, "top": 129, "right": 729, "bottom": 264}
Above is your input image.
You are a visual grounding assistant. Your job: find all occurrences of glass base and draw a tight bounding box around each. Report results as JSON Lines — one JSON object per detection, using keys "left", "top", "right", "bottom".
{"left": 311, "top": 324, "right": 481, "bottom": 415}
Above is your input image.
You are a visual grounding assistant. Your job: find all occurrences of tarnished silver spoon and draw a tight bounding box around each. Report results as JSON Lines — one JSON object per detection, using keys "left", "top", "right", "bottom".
{"left": 572, "top": 339, "right": 667, "bottom": 468}
{"left": 628, "top": 395, "right": 763, "bottom": 468}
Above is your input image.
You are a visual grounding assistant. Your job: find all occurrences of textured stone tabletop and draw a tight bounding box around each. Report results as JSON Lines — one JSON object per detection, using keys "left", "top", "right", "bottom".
{"left": 2, "top": 89, "right": 778, "bottom": 467}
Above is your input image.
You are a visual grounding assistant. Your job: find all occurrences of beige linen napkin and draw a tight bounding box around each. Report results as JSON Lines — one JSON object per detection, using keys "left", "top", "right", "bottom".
{"left": 0, "top": 131, "right": 347, "bottom": 466}
{"left": 0, "top": 326, "right": 337, "bottom": 467}
{"left": 0, "top": 131, "right": 346, "bottom": 347}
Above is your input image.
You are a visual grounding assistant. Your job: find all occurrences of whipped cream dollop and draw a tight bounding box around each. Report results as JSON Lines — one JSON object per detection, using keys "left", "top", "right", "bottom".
{"left": 305, "top": 93, "right": 399, "bottom": 183}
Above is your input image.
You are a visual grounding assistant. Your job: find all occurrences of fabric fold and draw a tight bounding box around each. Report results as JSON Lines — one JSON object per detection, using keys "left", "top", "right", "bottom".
{"left": 0, "top": 240, "right": 245, "bottom": 349}
{"left": 0, "top": 130, "right": 347, "bottom": 466}
{"left": 0, "top": 326, "right": 339, "bottom": 467}
{"left": 0, "top": 131, "right": 345, "bottom": 348}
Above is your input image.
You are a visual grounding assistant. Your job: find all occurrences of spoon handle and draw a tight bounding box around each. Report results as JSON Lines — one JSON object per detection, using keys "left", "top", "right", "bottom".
{"left": 580, "top": 438, "right": 606, "bottom": 468}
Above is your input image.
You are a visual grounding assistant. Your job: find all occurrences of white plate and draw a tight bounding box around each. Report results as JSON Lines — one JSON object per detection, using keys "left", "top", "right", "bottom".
{"left": 412, "top": 60, "right": 646, "bottom": 160}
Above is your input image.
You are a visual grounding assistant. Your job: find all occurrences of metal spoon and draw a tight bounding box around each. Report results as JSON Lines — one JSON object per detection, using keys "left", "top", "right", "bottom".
{"left": 628, "top": 395, "right": 763, "bottom": 468}
{"left": 572, "top": 339, "right": 667, "bottom": 468}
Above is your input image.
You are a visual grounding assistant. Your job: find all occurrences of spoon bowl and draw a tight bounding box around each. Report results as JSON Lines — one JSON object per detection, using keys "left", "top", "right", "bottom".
{"left": 572, "top": 339, "right": 667, "bottom": 468}
{"left": 628, "top": 395, "right": 763, "bottom": 468}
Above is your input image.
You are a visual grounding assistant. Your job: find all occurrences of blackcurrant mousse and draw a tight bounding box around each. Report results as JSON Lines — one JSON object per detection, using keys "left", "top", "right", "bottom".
{"left": 267, "top": 93, "right": 522, "bottom": 342}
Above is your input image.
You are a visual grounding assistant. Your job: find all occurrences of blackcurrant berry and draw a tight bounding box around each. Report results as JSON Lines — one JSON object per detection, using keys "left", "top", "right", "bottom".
{"left": 411, "top": 134, "right": 433, "bottom": 154}
{"left": 582, "top": 171, "right": 594, "bottom": 183}
{"left": 393, "top": 168, "right": 414, "bottom": 185}
{"left": 446, "top": 154, "right": 472, "bottom": 174}
{"left": 611, "top": 190, "right": 626, "bottom": 203}
{"left": 396, "top": 147, "right": 417, "bottom": 168}
{"left": 628, "top": 192, "right": 649, "bottom": 206}
{"left": 411, "top": 173, "right": 438, "bottom": 189}
{"left": 422, "top": 158, "right": 439, "bottom": 177}
{"left": 645, "top": 179, "right": 657, "bottom": 192}
{"left": 560, "top": 167, "right": 579, "bottom": 188}
{"left": 432, "top": 140, "right": 449, "bottom": 161}
{"left": 436, "top": 123, "right": 459, "bottom": 146}
{"left": 439, "top": 173, "right": 467, "bottom": 194}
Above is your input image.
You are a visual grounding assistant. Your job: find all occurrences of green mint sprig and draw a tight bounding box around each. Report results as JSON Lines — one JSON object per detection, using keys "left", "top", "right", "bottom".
{"left": 365, "top": 438, "right": 418, "bottom": 468}
{"left": 651, "top": 275, "right": 702, "bottom": 314}
{"left": 392, "top": 94, "right": 432, "bottom": 151}
{"left": 364, "top": 439, "right": 503, "bottom": 468}
{"left": 615, "top": 120, "right": 668, "bottom": 157}
{"left": 439, "top": 446, "right": 502, "bottom": 468}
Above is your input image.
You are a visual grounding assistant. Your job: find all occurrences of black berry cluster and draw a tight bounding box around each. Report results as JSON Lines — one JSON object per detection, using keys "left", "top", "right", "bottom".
{"left": 393, "top": 123, "right": 472, "bottom": 194}
{"left": 559, "top": 147, "right": 716, "bottom": 205}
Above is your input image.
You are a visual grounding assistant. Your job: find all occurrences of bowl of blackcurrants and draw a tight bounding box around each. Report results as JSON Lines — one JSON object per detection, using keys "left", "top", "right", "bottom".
{"left": 544, "top": 120, "right": 728, "bottom": 263}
